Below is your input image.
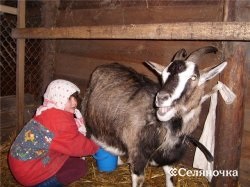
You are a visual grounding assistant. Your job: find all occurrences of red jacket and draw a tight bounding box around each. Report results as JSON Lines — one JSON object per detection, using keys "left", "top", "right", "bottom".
{"left": 8, "top": 108, "right": 99, "bottom": 186}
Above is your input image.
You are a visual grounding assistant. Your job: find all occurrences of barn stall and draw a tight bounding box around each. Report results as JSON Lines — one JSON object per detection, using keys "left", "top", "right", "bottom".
{"left": 0, "top": 0, "right": 249, "bottom": 186}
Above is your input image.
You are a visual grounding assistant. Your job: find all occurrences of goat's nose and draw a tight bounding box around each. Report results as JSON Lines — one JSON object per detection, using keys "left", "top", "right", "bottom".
{"left": 156, "top": 92, "right": 170, "bottom": 106}
{"left": 158, "top": 91, "right": 170, "bottom": 100}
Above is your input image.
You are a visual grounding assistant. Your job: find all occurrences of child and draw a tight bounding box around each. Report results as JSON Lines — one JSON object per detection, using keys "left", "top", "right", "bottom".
{"left": 8, "top": 79, "right": 99, "bottom": 186}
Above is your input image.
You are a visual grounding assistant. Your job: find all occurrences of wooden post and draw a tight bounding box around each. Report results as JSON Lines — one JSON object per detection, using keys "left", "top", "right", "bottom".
{"left": 213, "top": 44, "right": 246, "bottom": 187}
{"left": 40, "top": 1, "right": 59, "bottom": 94}
{"left": 16, "top": 0, "right": 26, "bottom": 131}
{"left": 213, "top": 0, "right": 246, "bottom": 186}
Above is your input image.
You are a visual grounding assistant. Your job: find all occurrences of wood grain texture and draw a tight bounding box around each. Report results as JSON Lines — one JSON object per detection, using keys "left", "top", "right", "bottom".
{"left": 16, "top": 0, "right": 26, "bottom": 131}
{"left": 57, "top": 5, "right": 221, "bottom": 26}
{"left": 213, "top": 44, "right": 246, "bottom": 187}
{"left": 12, "top": 22, "right": 250, "bottom": 41}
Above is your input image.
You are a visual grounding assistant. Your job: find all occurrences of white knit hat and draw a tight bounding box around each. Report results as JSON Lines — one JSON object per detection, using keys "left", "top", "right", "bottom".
{"left": 36, "top": 79, "right": 80, "bottom": 115}
{"left": 35, "top": 79, "right": 86, "bottom": 135}
{"left": 44, "top": 79, "right": 80, "bottom": 109}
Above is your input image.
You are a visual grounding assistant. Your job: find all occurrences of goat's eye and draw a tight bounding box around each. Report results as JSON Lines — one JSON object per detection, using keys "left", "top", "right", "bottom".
{"left": 191, "top": 74, "right": 197, "bottom": 81}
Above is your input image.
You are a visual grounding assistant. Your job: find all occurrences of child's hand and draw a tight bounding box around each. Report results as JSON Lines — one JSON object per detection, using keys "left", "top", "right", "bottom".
{"left": 75, "top": 119, "right": 87, "bottom": 136}
{"left": 75, "top": 109, "right": 83, "bottom": 119}
{"left": 74, "top": 109, "right": 87, "bottom": 136}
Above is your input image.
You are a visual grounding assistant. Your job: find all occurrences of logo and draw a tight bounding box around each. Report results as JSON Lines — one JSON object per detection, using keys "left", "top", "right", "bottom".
{"left": 169, "top": 168, "right": 178, "bottom": 176}
{"left": 168, "top": 167, "right": 238, "bottom": 178}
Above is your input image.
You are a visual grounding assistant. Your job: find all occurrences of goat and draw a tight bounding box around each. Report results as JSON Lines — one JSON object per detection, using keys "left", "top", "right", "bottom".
{"left": 82, "top": 46, "right": 227, "bottom": 187}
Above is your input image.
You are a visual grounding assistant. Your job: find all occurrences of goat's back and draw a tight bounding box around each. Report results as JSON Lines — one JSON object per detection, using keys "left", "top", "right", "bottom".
{"left": 83, "top": 63, "right": 160, "bottom": 154}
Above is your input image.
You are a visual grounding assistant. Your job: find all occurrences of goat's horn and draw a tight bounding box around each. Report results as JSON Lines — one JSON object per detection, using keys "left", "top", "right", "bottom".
{"left": 171, "top": 48, "right": 187, "bottom": 61}
{"left": 186, "top": 46, "right": 218, "bottom": 62}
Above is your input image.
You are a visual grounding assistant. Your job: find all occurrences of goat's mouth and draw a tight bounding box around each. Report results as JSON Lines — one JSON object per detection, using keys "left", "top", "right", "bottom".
{"left": 157, "top": 106, "right": 171, "bottom": 116}
{"left": 157, "top": 106, "right": 176, "bottom": 122}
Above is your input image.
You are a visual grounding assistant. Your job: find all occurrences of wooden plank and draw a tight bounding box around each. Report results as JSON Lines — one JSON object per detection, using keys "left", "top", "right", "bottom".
{"left": 1, "top": 106, "right": 36, "bottom": 127}
{"left": 57, "top": 5, "right": 222, "bottom": 26}
{"left": 16, "top": 0, "right": 26, "bottom": 131}
{"left": 59, "top": 0, "right": 221, "bottom": 10}
{"left": 1, "top": 94, "right": 35, "bottom": 111}
{"left": 57, "top": 40, "right": 217, "bottom": 64}
{"left": 0, "top": 5, "right": 17, "bottom": 15}
{"left": 55, "top": 53, "right": 157, "bottom": 81}
{"left": 213, "top": 45, "right": 246, "bottom": 187}
{"left": 55, "top": 51, "right": 220, "bottom": 98}
{"left": 0, "top": 94, "right": 37, "bottom": 143}
{"left": 12, "top": 22, "right": 250, "bottom": 41}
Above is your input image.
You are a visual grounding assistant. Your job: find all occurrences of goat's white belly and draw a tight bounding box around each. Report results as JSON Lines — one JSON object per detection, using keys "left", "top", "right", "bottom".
{"left": 91, "top": 136, "right": 125, "bottom": 155}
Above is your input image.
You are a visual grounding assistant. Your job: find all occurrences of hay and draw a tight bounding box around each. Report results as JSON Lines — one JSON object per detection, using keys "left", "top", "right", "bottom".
{"left": 1, "top": 136, "right": 209, "bottom": 187}
{"left": 1, "top": 134, "right": 22, "bottom": 187}
{"left": 70, "top": 157, "right": 166, "bottom": 187}
{"left": 173, "top": 165, "right": 210, "bottom": 187}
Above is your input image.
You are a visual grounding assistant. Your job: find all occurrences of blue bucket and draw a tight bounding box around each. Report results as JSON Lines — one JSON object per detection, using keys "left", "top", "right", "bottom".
{"left": 93, "top": 148, "right": 118, "bottom": 172}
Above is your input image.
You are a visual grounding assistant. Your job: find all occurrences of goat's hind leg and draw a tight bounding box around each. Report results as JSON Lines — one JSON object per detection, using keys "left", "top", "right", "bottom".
{"left": 163, "top": 165, "right": 175, "bottom": 187}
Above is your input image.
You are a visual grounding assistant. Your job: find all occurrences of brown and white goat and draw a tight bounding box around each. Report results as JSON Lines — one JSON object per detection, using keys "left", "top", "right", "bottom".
{"left": 82, "top": 46, "right": 227, "bottom": 187}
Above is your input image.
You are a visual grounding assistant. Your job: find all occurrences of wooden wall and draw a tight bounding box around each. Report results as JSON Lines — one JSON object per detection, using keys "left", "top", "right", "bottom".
{"left": 0, "top": 0, "right": 248, "bottom": 186}
{"left": 50, "top": 0, "right": 250, "bottom": 134}
{"left": 235, "top": 1, "right": 250, "bottom": 186}
{"left": 54, "top": 0, "right": 224, "bottom": 92}
{"left": 45, "top": 0, "right": 249, "bottom": 186}
{"left": 0, "top": 94, "right": 37, "bottom": 142}
{"left": 52, "top": 0, "right": 223, "bottom": 167}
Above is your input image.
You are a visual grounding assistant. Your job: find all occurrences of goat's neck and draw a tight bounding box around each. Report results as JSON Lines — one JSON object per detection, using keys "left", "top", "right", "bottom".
{"left": 158, "top": 127, "right": 182, "bottom": 151}
{"left": 156, "top": 89, "right": 204, "bottom": 149}
{"left": 176, "top": 89, "right": 203, "bottom": 136}
{"left": 181, "top": 106, "right": 201, "bottom": 135}
{"left": 162, "top": 102, "right": 201, "bottom": 139}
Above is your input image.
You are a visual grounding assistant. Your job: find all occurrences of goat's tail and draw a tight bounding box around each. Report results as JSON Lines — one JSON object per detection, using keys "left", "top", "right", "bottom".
{"left": 186, "top": 135, "right": 214, "bottom": 162}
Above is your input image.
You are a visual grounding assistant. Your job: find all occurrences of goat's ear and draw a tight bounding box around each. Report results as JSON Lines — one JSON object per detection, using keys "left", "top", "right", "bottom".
{"left": 199, "top": 61, "right": 227, "bottom": 86}
{"left": 144, "top": 61, "right": 165, "bottom": 75}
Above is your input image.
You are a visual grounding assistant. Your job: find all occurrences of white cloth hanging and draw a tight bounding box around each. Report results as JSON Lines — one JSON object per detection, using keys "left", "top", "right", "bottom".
{"left": 193, "top": 81, "right": 236, "bottom": 181}
{"left": 193, "top": 93, "right": 217, "bottom": 181}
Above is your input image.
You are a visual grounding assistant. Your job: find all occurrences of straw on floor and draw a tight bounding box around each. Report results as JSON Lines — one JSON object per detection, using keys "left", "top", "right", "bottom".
{"left": 1, "top": 135, "right": 209, "bottom": 187}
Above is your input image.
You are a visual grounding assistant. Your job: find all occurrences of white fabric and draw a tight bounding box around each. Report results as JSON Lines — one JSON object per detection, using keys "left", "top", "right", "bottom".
{"left": 193, "top": 93, "right": 217, "bottom": 181}
{"left": 35, "top": 79, "right": 86, "bottom": 135}
{"left": 215, "top": 81, "right": 236, "bottom": 104}
{"left": 193, "top": 81, "right": 236, "bottom": 182}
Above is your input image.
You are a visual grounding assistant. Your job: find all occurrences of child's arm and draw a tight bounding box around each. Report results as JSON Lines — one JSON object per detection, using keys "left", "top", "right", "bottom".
{"left": 50, "top": 117, "right": 99, "bottom": 157}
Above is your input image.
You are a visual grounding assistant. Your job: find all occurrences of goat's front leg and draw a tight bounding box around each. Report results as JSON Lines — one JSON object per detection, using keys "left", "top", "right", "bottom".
{"left": 163, "top": 165, "right": 174, "bottom": 187}
{"left": 131, "top": 173, "right": 145, "bottom": 187}
{"left": 130, "top": 157, "right": 147, "bottom": 187}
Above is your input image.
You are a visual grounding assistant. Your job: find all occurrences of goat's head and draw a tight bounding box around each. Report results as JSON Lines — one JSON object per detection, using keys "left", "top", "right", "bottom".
{"left": 145, "top": 46, "right": 227, "bottom": 122}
